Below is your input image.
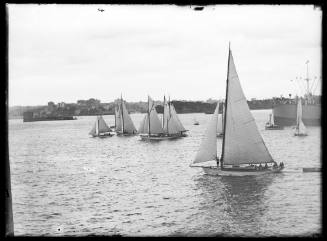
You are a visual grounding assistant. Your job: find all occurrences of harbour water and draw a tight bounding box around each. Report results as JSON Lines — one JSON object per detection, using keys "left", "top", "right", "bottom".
{"left": 8, "top": 109, "right": 321, "bottom": 236}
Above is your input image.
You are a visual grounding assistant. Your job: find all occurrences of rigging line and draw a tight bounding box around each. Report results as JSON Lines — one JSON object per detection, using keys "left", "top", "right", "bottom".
{"left": 309, "top": 78, "right": 317, "bottom": 94}
{"left": 312, "top": 81, "right": 319, "bottom": 94}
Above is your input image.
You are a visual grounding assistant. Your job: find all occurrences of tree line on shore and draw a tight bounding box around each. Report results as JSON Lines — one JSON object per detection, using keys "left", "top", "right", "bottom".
{"left": 9, "top": 97, "right": 303, "bottom": 119}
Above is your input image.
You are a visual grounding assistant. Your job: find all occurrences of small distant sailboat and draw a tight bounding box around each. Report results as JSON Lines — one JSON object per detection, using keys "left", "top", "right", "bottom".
{"left": 162, "top": 96, "right": 188, "bottom": 138}
{"left": 89, "top": 115, "right": 113, "bottom": 137}
{"left": 115, "top": 95, "right": 137, "bottom": 135}
{"left": 191, "top": 44, "right": 284, "bottom": 176}
{"left": 265, "top": 113, "right": 283, "bottom": 130}
{"left": 193, "top": 119, "right": 199, "bottom": 125}
{"left": 216, "top": 101, "right": 224, "bottom": 137}
{"left": 294, "top": 98, "right": 308, "bottom": 136}
{"left": 139, "top": 96, "right": 172, "bottom": 140}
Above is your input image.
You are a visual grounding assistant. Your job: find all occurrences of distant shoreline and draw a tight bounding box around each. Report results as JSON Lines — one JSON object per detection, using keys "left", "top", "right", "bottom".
{"left": 8, "top": 108, "right": 275, "bottom": 120}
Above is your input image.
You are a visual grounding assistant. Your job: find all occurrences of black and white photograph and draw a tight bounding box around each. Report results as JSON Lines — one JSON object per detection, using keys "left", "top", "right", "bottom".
{"left": 6, "top": 4, "right": 321, "bottom": 237}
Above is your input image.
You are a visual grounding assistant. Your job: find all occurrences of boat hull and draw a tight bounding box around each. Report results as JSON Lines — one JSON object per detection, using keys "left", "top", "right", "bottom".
{"left": 273, "top": 104, "right": 320, "bottom": 126}
{"left": 294, "top": 133, "right": 308, "bottom": 136}
{"left": 139, "top": 135, "right": 181, "bottom": 141}
{"left": 265, "top": 125, "right": 284, "bottom": 130}
{"left": 91, "top": 132, "right": 113, "bottom": 138}
{"left": 116, "top": 132, "right": 137, "bottom": 136}
{"left": 201, "top": 166, "right": 284, "bottom": 176}
{"left": 303, "top": 167, "right": 321, "bottom": 172}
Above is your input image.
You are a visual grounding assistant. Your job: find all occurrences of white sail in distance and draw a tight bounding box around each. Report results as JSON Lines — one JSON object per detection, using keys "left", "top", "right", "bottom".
{"left": 169, "top": 104, "right": 186, "bottom": 132}
{"left": 222, "top": 49, "right": 274, "bottom": 165}
{"left": 193, "top": 103, "right": 219, "bottom": 164}
{"left": 295, "top": 98, "right": 307, "bottom": 135}
{"left": 163, "top": 96, "right": 170, "bottom": 133}
{"left": 98, "top": 116, "right": 111, "bottom": 133}
{"left": 162, "top": 97, "right": 180, "bottom": 135}
{"left": 121, "top": 100, "right": 137, "bottom": 134}
{"left": 148, "top": 96, "right": 164, "bottom": 134}
{"left": 115, "top": 105, "right": 123, "bottom": 132}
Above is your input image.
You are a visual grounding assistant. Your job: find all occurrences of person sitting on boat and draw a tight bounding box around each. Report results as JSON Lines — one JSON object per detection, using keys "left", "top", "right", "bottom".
{"left": 273, "top": 162, "right": 278, "bottom": 169}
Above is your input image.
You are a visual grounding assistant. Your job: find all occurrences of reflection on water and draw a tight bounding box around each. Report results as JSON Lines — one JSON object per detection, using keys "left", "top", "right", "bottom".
{"left": 191, "top": 175, "right": 275, "bottom": 236}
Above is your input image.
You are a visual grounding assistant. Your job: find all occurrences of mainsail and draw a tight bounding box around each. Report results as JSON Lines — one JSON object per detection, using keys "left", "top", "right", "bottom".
{"left": 162, "top": 96, "right": 181, "bottom": 135}
{"left": 163, "top": 96, "right": 170, "bottom": 133}
{"left": 121, "top": 100, "right": 137, "bottom": 134}
{"left": 221, "top": 49, "right": 274, "bottom": 165}
{"left": 98, "top": 116, "right": 111, "bottom": 133}
{"left": 295, "top": 98, "right": 307, "bottom": 135}
{"left": 115, "top": 105, "right": 123, "bottom": 132}
{"left": 193, "top": 102, "right": 219, "bottom": 164}
{"left": 139, "top": 96, "right": 164, "bottom": 135}
{"left": 90, "top": 116, "right": 110, "bottom": 136}
{"left": 169, "top": 104, "right": 186, "bottom": 132}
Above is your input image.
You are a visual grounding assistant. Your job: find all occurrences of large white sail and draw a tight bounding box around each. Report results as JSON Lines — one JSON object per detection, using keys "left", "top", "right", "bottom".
{"left": 98, "top": 116, "right": 111, "bottom": 133}
{"left": 222, "top": 50, "right": 274, "bottom": 165}
{"left": 169, "top": 104, "right": 186, "bottom": 132}
{"left": 295, "top": 98, "right": 307, "bottom": 135}
{"left": 121, "top": 101, "right": 137, "bottom": 133}
{"left": 193, "top": 103, "right": 219, "bottom": 164}
{"left": 115, "top": 105, "right": 123, "bottom": 132}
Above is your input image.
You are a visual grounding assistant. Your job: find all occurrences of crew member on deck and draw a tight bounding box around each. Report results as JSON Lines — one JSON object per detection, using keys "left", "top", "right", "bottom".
{"left": 216, "top": 157, "right": 219, "bottom": 167}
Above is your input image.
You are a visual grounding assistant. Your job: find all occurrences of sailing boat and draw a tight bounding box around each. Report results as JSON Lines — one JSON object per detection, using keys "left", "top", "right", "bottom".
{"left": 193, "top": 119, "right": 199, "bottom": 125}
{"left": 192, "top": 45, "right": 284, "bottom": 176}
{"left": 294, "top": 97, "right": 308, "bottom": 136}
{"left": 139, "top": 96, "right": 176, "bottom": 140}
{"left": 89, "top": 115, "right": 113, "bottom": 137}
{"left": 115, "top": 95, "right": 137, "bottom": 135}
{"left": 216, "top": 101, "right": 224, "bottom": 137}
{"left": 265, "top": 113, "right": 283, "bottom": 130}
{"left": 162, "top": 96, "right": 188, "bottom": 138}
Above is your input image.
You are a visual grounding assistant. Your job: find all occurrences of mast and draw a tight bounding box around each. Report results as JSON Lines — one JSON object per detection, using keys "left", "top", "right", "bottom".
{"left": 221, "top": 42, "right": 231, "bottom": 168}
{"left": 305, "top": 60, "right": 310, "bottom": 95}
{"left": 97, "top": 117, "right": 99, "bottom": 135}
{"left": 121, "top": 94, "right": 124, "bottom": 133}
{"left": 148, "top": 95, "right": 151, "bottom": 135}
{"left": 168, "top": 96, "right": 170, "bottom": 133}
{"left": 114, "top": 106, "right": 116, "bottom": 129}
{"left": 163, "top": 95, "right": 165, "bottom": 128}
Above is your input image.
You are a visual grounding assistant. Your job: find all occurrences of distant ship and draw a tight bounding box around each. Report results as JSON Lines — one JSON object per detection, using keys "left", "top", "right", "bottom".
{"left": 23, "top": 111, "right": 76, "bottom": 122}
{"left": 273, "top": 61, "right": 321, "bottom": 126}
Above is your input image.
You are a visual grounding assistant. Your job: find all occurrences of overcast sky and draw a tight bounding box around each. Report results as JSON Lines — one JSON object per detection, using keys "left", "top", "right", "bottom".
{"left": 8, "top": 4, "right": 322, "bottom": 106}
